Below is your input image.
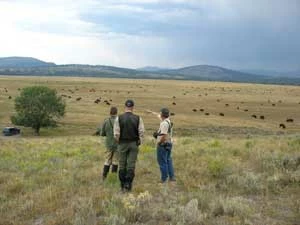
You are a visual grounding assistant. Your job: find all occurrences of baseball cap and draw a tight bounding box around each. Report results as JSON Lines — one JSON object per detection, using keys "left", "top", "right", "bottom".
{"left": 160, "top": 108, "right": 170, "bottom": 117}
{"left": 125, "top": 99, "right": 134, "bottom": 107}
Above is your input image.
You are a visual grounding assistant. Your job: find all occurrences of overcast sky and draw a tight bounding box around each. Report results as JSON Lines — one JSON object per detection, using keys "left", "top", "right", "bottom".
{"left": 0, "top": 0, "right": 299, "bottom": 70}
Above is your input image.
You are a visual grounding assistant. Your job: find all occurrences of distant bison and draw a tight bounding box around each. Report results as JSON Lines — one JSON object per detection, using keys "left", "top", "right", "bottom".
{"left": 205, "top": 113, "right": 210, "bottom": 116}
{"left": 192, "top": 109, "right": 197, "bottom": 112}
{"left": 199, "top": 109, "right": 204, "bottom": 112}
{"left": 172, "top": 96, "right": 176, "bottom": 99}
{"left": 76, "top": 97, "right": 82, "bottom": 101}
{"left": 170, "top": 112, "right": 175, "bottom": 116}
{"left": 260, "top": 115, "right": 265, "bottom": 120}
{"left": 251, "top": 115, "right": 257, "bottom": 119}
{"left": 225, "top": 104, "right": 229, "bottom": 107}
{"left": 172, "top": 102, "right": 176, "bottom": 105}
{"left": 94, "top": 99, "right": 101, "bottom": 104}
{"left": 279, "top": 123, "right": 286, "bottom": 129}
{"left": 244, "top": 109, "right": 248, "bottom": 112}
{"left": 272, "top": 103, "right": 276, "bottom": 106}
{"left": 8, "top": 96, "right": 12, "bottom": 99}
{"left": 286, "top": 118, "right": 294, "bottom": 123}
{"left": 219, "top": 113, "right": 224, "bottom": 116}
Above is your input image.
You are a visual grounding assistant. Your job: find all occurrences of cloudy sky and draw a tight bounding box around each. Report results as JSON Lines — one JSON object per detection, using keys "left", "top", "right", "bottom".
{"left": 0, "top": 0, "right": 299, "bottom": 70}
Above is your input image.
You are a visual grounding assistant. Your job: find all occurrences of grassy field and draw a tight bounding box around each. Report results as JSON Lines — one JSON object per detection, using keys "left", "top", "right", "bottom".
{"left": 0, "top": 76, "right": 299, "bottom": 225}
{"left": 1, "top": 76, "right": 300, "bottom": 136}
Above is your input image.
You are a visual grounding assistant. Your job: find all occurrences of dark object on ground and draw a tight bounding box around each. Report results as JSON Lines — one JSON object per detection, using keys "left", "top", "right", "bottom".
{"left": 286, "top": 118, "right": 294, "bottom": 123}
{"left": 172, "top": 102, "right": 176, "bottom": 105}
{"left": 3, "top": 127, "right": 21, "bottom": 136}
{"left": 205, "top": 113, "right": 210, "bottom": 116}
{"left": 252, "top": 114, "right": 257, "bottom": 119}
{"left": 244, "top": 109, "right": 248, "bottom": 112}
{"left": 260, "top": 115, "right": 265, "bottom": 120}
{"left": 170, "top": 112, "right": 175, "bottom": 116}
{"left": 192, "top": 109, "right": 197, "bottom": 112}
{"left": 199, "top": 109, "right": 204, "bottom": 112}
{"left": 76, "top": 97, "right": 82, "bottom": 101}
{"left": 279, "top": 123, "right": 286, "bottom": 129}
{"left": 219, "top": 113, "right": 224, "bottom": 116}
{"left": 8, "top": 96, "right": 12, "bottom": 99}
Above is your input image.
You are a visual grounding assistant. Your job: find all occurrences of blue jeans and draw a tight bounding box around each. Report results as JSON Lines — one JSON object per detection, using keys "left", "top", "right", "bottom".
{"left": 157, "top": 143, "right": 175, "bottom": 182}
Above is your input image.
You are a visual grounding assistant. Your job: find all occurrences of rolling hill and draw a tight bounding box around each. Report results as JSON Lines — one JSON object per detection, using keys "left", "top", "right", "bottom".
{"left": 0, "top": 57, "right": 55, "bottom": 68}
{"left": 0, "top": 57, "right": 300, "bottom": 85}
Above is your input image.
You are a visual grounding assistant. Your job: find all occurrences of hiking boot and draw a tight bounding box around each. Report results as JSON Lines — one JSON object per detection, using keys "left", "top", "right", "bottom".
{"left": 111, "top": 164, "right": 118, "bottom": 173}
{"left": 102, "top": 165, "right": 110, "bottom": 180}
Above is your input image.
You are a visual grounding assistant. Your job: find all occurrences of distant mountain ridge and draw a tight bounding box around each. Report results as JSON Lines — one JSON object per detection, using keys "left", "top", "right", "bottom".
{"left": 0, "top": 57, "right": 56, "bottom": 68}
{"left": 0, "top": 57, "right": 299, "bottom": 85}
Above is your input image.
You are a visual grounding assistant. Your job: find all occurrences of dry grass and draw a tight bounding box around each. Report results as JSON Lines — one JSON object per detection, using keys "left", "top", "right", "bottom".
{"left": 1, "top": 76, "right": 300, "bottom": 136}
{"left": 0, "top": 135, "right": 299, "bottom": 225}
{"left": 0, "top": 76, "right": 299, "bottom": 224}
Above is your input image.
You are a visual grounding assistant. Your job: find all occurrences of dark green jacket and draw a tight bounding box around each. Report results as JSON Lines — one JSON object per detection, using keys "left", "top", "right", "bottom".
{"left": 100, "top": 116, "right": 118, "bottom": 151}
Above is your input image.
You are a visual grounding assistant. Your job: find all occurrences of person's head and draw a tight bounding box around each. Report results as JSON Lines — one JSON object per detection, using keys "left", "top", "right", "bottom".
{"left": 160, "top": 108, "right": 170, "bottom": 119}
{"left": 110, "top": 106, "right": 118, "bottom": 116}
{"left": 125, "top": 99, "right": 134, "bottom": 111}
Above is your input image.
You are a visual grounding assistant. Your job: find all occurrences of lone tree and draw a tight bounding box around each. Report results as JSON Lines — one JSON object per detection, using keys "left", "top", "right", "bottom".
{"left": 11, "top": 86, "right": 66, "bottom": 135}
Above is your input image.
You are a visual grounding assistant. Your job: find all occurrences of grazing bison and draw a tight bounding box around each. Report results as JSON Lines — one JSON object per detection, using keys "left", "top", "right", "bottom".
{"left": 94, "top": 99, "right": 101, "bottom": 104}
{"left": 260, "top": 115, "right": 265, "bottom": 120}
{"left": 173, "top": 96, "right": 176, "bottom": 99}
{"left": 170, "top": 112, "right": 175, "bottom": 116}
{"left": 68, "top": 96, "right": 72, "bottom": 99}
{"left": 199, "top": 109, "right": 204, "bottom": 112}
{"left": 279, "top": 123, "right": 286, "bottom": 129}
{"left": 172, "top": 102, "right": 176, "bottom": 105}
{"left": 205, "top": 112, "right": 210, "bottom": 116}
{"left": 251, "top": 115, "right": 257, "bottom": 119}
{"left": 8, "top": 96, "right": 12, "bottom": 99}
{"left": 244, "top": 109, "right": 248, "bottom": 112}
{"left": 76, "top": 97, "right": 82, "bottom": 101}
{"left": 237, "top": 106, "right": 240, "bottom": 110}
{"left": 89, "top": 88, "right": 96, "bottom": 92}
{"left": 192, "top": 109, "right": 197, "bottom": 112}
{"left": 219, "top": 113, "right": 224, "bottom": 116}
{"left": 286, "top": 118, "right": 294, "bottom": 123}
{"left": 225, "top": 104, "right": 229, "bottom": 107}
{"left": 272, "top": 103, "right": 276, "bottom": 106}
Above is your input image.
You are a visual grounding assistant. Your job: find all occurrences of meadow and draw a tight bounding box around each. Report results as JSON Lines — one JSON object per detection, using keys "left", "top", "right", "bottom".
{"left": 0, "top": 76, "right": 299, "bottom": 225}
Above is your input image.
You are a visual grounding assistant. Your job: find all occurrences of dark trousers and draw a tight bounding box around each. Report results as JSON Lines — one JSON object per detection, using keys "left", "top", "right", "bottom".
{"left": 118, "top": 141, "right": 139, "bottom": 190}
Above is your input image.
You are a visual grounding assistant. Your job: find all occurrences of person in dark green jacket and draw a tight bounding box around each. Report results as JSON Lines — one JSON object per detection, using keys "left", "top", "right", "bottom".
{"left": 100, "top": 106, "right": 119, "bottom": 180}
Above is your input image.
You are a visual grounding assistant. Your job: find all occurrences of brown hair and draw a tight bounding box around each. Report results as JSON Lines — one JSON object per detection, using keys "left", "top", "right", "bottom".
{"left": 110, "top": 107, "right": 118, "bottom": 115}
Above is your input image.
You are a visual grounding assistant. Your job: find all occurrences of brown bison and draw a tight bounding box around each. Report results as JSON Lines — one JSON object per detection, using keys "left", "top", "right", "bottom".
{"left": 279, "top": 123, "right": 286, "bottom": 129}
{"left": 219, "top": 113, "right": 224, "bottom": 116}
{"left": 286, "top": 118, "right": 294, "bottom": 123}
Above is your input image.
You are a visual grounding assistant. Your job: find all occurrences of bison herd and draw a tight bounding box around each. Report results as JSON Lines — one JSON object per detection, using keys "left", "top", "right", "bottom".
{"left": 171, "top": 93, "right": 297, "bottom": 130}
